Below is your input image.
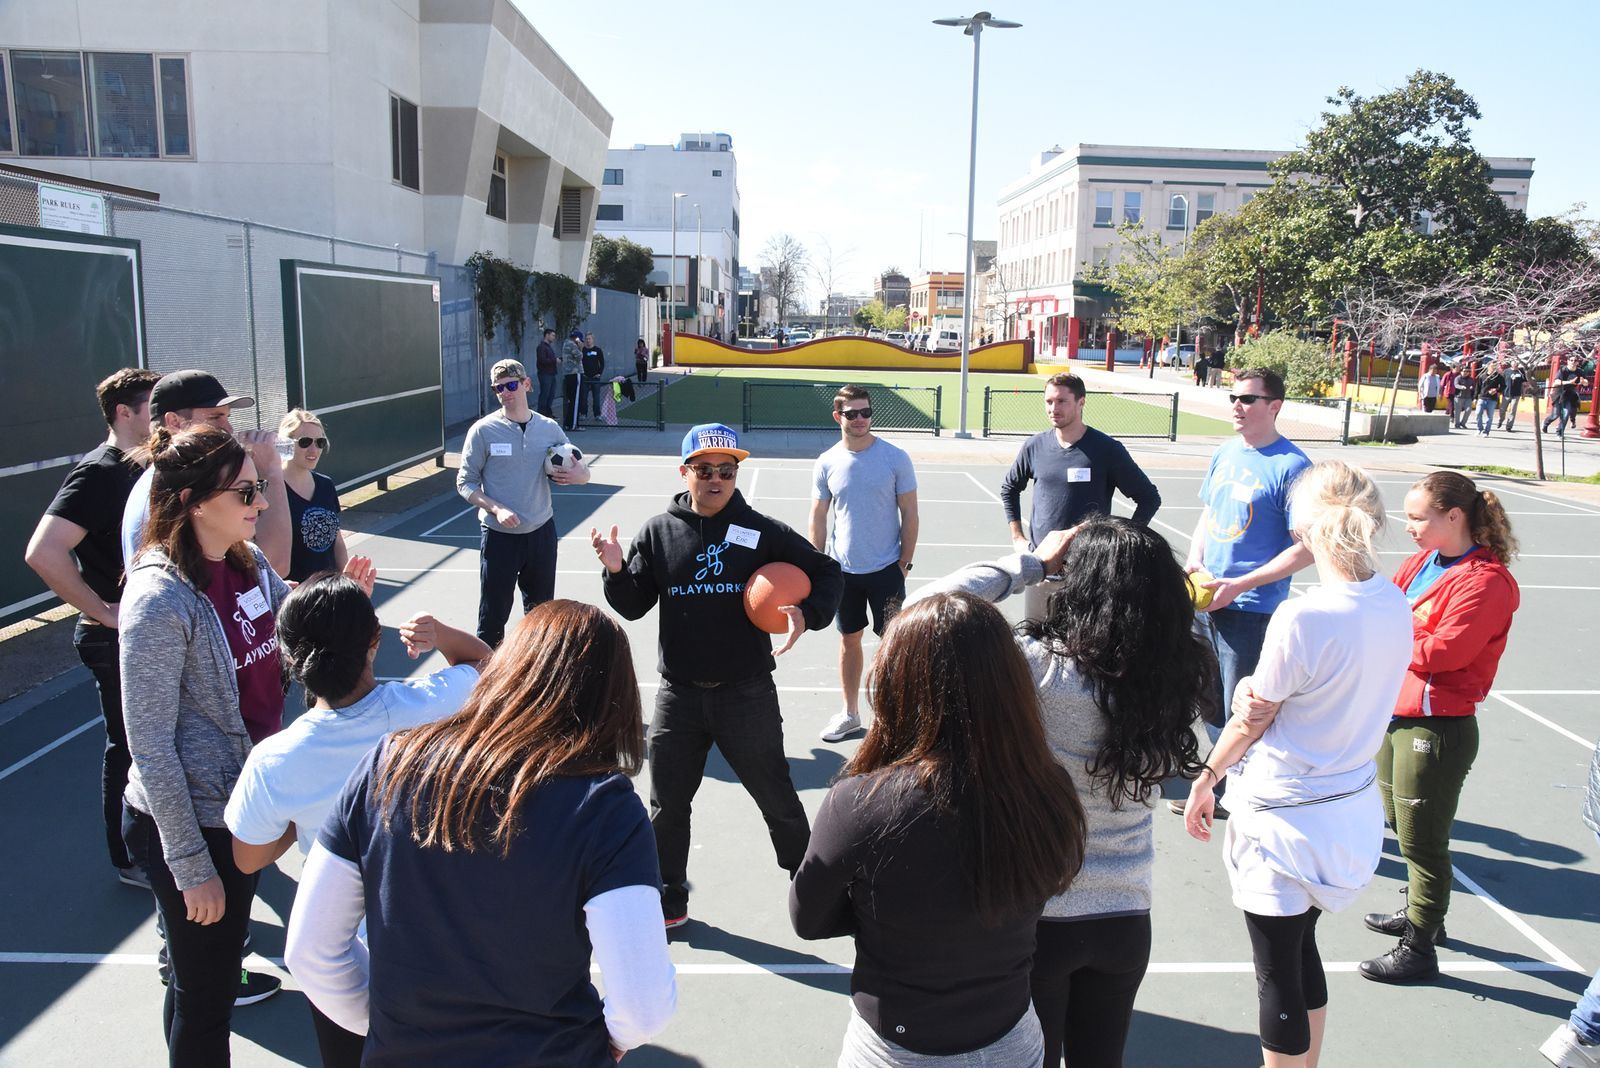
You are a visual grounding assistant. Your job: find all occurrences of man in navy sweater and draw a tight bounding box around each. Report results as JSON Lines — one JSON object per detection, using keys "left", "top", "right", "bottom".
{"left": 591, "top": 424, "right": 843, "bottom": 929}
{"left": 1000, "top": 372, "right": 1161, "bottom": 620}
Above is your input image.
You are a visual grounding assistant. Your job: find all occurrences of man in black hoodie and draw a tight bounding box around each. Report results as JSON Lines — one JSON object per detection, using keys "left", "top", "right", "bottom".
{"left": 591, "top": 423, "right": 843, "bottom": 928}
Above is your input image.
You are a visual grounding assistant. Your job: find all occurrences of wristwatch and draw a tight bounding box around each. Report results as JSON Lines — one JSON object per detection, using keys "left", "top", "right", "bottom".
{"left": 901, "top": 561, "right": 913, "bottom": 572}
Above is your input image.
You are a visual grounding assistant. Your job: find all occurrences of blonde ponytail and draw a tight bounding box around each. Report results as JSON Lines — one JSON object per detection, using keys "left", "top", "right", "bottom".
{"left": 1288, "top": 460, "right": 1385, "bottom": 580}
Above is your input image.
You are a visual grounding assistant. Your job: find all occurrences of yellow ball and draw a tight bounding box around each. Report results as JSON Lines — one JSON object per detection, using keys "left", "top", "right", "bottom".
{"left": 1188, "top": 570, "right": 1216, "bottom": 610}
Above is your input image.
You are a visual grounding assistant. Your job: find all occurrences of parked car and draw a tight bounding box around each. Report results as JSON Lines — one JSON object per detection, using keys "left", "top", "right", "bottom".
{"left": 1157, "top": 343, "right": 1197, "bottom": 367}
{"left": 885, "top": 331, "right": 909, "bottom": 346}
{"left": 736, "top": 337, "right": 779, "bottom": 351}
{"left": 927, "top": 328, "right": 963, "bottom": 352}
{"left": 786, "top": 329, "right": 813, "bottom": 344}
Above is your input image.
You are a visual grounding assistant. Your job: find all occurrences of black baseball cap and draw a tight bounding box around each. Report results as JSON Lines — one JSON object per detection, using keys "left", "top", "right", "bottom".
{"left": 151, "top": 370, "right": 255, "bottom": 417}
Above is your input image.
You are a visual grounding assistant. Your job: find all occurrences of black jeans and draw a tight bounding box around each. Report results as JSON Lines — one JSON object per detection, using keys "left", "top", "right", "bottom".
{"left": 476, "top": 518, "right": 557, "bottom": 647}
{"left": 563, "top": 372, "right": 582, "bottom": 430}
{"left": 310, "top": 1002, "right": 365, "bottom": 1067}
{"left": 648, "top": 675, "right": 810, "bottom": 915}
{"left": 535, "top": 371, "right": 557, "bottom": 418}
{"left": 1031, "top": 914, "right": 1152, "bottom": 1068}
{"left": 124, "top": 807, "right": 254, "bottom": 1067}
{"left": 77, "top": 621, "right": 132, "bottom": 870}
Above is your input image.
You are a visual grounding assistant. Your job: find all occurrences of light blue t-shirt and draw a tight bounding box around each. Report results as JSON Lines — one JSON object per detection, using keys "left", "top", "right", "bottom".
{"left": 224, "top": 664, "right": 479, "bottom": 856}
{"left": 121, "top": 465, "right": 155, "bottom": 567}
{"left": 812, "top": 437, "right": 918, "bottom": 574}
{"left": 1199, "top": 435, "right": 1312, "bottom": 613}
{"left": 1403, "top": 547, "right": 1477, "bottom": 605}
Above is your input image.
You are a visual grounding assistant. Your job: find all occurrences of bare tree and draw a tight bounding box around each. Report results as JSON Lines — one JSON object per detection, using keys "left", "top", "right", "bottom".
{"left": 810, "top": 237, "right": 854, "bottom": 331}
{"left": 761, "top": 234, "right": 810, "bottom": 329}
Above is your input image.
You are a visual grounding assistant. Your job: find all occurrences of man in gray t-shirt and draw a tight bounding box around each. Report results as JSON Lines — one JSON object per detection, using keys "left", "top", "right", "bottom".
{"left": 808, "top": 385, "right": 919, "bottom": 742}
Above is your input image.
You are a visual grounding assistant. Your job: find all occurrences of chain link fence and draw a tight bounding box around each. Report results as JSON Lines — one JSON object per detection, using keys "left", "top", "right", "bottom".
{"left": 983, "top": 388, "right": 1178, "bottom": 440}
{"left": 1277, "top": 397, "right": 1353, "bottom": 444}
{"left": 742, "top": 381, "right": 942, "bottom": 435}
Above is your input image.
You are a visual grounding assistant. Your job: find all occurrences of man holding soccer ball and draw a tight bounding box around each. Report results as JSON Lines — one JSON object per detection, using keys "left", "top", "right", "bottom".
{"left": 458, "top": 357, "right": 590, "bottom": 647}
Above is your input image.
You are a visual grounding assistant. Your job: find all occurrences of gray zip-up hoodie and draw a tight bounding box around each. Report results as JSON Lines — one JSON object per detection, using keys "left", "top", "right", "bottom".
{"left": 121, "top": 545, "right": 289, "bottom": 890}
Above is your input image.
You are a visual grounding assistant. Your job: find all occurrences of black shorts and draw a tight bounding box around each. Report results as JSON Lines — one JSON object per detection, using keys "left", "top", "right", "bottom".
{"left": 837, "top": 562, "right": 906, "bottom": 636}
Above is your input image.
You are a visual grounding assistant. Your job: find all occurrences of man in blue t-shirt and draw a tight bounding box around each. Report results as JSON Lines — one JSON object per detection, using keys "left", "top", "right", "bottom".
{"left": 1171, "top": 367, "right": 1313, "bottom": 816}
{"left": 809, "top": 386, "right": 920, "bottom": 743}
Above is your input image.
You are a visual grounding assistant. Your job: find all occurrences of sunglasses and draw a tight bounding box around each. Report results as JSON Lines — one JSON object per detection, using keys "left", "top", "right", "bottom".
{"left": 295, "top": 437, "right": 329, "bottom": 450}
{"left": 1228, "top": 393, "right": 1277, "bottom": 406}
{"left": 218, "top": 478, "right": 269, "bottom": 506}
{"left": 687, "top": 462, "right": 739, "bottom": 480}
{"left": 492, "top": 380, "right": 523, "bottom": 394}
{"left": 840, "top": 407, "right": 873, "bottom": 421}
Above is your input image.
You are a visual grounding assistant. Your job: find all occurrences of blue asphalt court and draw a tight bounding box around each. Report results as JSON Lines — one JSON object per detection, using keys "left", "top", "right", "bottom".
{"left": 2, "top": 447, "right": 1598, "bottom": 1066}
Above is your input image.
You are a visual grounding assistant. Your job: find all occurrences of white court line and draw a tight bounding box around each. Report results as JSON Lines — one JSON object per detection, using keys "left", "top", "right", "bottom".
{"left": 0, "top": 719, "right": 99, "bottom": 784}
{"left": 962, "top": 472, "right": 1001, "bottom": 504}
{"left": 418, "top": 505, "right": 475, "bottom": 538}
{"left": 1496, "top": 690, "right": 1600, "bottom": 695}
{"left": 1490, "top": 692, "right": 1593, "bottom": 749}
{"left": 0, "top": 952, "right": 1574, "bottom": 976}
{"left": 1520, "top": 586, "right": 1600, "bottom": 591}
{"left": 1454, "top": 862, "right": 1585, "bottom": 972}
{"left": 1482, "top": 485, "right": 1600, "bottom": 516}
{"left": 745, "top": 468, "right": 760, "bottom": 505}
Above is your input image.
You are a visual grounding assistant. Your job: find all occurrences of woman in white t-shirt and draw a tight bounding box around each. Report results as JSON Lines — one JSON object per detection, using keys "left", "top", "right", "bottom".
{"left": 224, "top": 571, "right": 489, "bottom": 1066}
{"left": 1184, "top": 460, "right": 1413, "bottom": 1068}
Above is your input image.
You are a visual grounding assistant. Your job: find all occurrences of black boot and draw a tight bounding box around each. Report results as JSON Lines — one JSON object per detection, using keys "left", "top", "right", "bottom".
{"left": 1362, "top": 908, "right": 1446, "bottom": 944}
{"left": 1359, "top": 921, "right": 1440, "bottom": 983}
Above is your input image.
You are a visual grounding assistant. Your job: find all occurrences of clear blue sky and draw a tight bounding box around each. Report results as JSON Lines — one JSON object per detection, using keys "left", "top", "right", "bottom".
{"left": 518, "top": 0, "right": 1597, "bottom": 301}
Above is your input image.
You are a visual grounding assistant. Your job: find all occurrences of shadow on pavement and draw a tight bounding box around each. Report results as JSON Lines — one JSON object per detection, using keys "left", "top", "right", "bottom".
{"left": 675, "top": 922, "right": 849, "bottom": 995}
{"left": 1123, "top": 1010, "right": 1261, "bottom": 1065}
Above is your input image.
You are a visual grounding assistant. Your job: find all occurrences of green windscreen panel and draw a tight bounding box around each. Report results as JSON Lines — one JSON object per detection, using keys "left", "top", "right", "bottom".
{"left": 0, "top": 224, "right": 145, "bottom": 622}
{"left": 280, "top": 261, "right": 444, "bottom": 490}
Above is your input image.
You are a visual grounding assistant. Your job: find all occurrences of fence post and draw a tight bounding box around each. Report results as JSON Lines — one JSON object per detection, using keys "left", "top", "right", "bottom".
{"left": 656, "top": 380, "right": 666, "bottom": 431}
{"left": 241, "top": 222, "right": 262, "bottom": 429}
{"left": 1170, "top": 392, "right": 1179, "bottom": 441}
{"left": 933, "top": 386, "right": 942, "bottom": 437}
{"left": 1341, "top": 398, "right": 1353, "bottom": 444}
{"left": 981, "top": 387, "right": 990, "bottom": 438}
{"left": 742, "top": 381, "right": 751, "bottom": 433}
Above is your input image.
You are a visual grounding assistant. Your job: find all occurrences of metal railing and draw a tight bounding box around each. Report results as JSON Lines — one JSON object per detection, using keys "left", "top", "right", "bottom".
{"left": 983, "top": 388, "right": 1179, "bottom": 440}
{"left": 1278, "top": 396, "right": 1353, "bottom": 445}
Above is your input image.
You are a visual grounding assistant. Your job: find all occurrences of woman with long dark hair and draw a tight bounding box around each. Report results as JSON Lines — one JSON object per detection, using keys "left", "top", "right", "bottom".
{"left": 224, "top": 572, "right": 489, "bottom": 1066}
{"left": 913, "top": 515, "right": 1214, "bottom": 1067}
{"left": 120, "top": 425, "right": 290, "bottom": 1064}
{"left": 1359, "top": 470, "right": 1520, "bottom": 983}
{"left": 790, "top": 591, "right": 1086, "bottom": 1066}
{"left": 286, "top": 600, "right": 676, "bottom": 1065}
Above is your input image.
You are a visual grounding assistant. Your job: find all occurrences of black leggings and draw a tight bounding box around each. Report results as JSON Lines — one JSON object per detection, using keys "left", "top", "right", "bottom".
{"left": 1244, "top": 908, "right": 1327, "bottom": 1056}
{"left": 1030, "top": 914, "right": 1152, "bottom": 1068}
{"left": 310, "top": 1001, "right": 365, "bottom": 1067}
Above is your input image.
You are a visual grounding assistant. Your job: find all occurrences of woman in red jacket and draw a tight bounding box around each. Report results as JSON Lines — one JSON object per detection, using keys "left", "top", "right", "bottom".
{"left": 1360, "top": 471, "right": 1519, "bottom": 983}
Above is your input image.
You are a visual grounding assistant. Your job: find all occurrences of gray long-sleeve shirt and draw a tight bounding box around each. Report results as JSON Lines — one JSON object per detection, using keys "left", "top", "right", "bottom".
{"left": 457, "top": 410, "right": 571, "bottom": 533}
{"left": 999, "top": 426, "right": 1160, "bottom": 544}
{"left": 909, "top": 553, "right": 1155, "bottom": 919}
{"left": 121, "top": 546, "right": 289, "bottom": 890}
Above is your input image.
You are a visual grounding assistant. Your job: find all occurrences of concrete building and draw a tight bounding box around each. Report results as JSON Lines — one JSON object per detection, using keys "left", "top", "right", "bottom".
{"left": 909, "top": 271, "right": 964, "bottom": 334}
{"left": 993, "top": 143, "right": 1535, "bottom": 357}
{"left": 875, "top": 269, "right": 910, "bottom": 311}
{"left": 820, "top": 292, "right": 872, "bottom": 329}
{"left": 0, "top": 1, "right": 613, "bottom": 275}
{"left": 593, "top": 132, "right": 741, "bottom": 337}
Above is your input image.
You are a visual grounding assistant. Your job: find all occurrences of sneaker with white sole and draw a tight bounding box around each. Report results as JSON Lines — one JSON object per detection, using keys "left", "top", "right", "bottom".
{"left": 234, "top": 969, "right": 281, "bottom": 1007}
{"left": 820, "top": 711, "right": 864, "bottom": 743}
{"left": 116, "top": 866, "right": 151, "bottom": 890}
{"left": 1542, "top": 1023, "right": 1600, "bottom": 1068}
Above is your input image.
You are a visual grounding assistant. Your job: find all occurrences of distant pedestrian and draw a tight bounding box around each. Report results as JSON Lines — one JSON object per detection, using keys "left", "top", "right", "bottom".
{"left": 1475, "top": 363, "right": 1505, "bottom": 436}
{"left": 808, "top": 386, "right": 919, "bottom": 742}
{"left": 1000, "top": 373, "right": 1161, "bottom": 622}
{"left": 561, "top": 330, "right": 585, "bottom": 432}
{"left": 581, "top": 333, "right": 608, "bottom": 418}
{"left": 457, "top": 358, "right": 589, "bottom": 647}
{"left": 1501, "top": 361, "right": 1526, "bottom": 430}
{"left": 1193, "top": 351, "right": 1209, "bottom": 388}
{"left": 1208, "top": 355, "right": 1224, "bottom": 389}
{"left": 277, "top": 409, "right": 348, "bottom": 583}
{"left": 534, "top": 327, "right": 559, "bottom": 418}
{"left": 635, "top": 338, "right": 650, "bottom": 384}
{"left": 1439, "top": 367, "right": 1457, "bottom": 423}
{"left": 25, "top": 367, "right": 160, "bottom": 888}
{"left": 1419, "top": 367, "right": 1442, "bottom": 413}
{"left": 1544, "top": 355, "right": 1584, "bottom": 438}
{"left": 1451, "top": 365, "right": 1474, "bottom": 428}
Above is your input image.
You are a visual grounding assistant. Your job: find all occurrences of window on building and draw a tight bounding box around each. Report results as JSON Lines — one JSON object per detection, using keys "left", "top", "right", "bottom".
{"left": 555, "top": 186, "right": 583, "bottom": 237}
{"left": 0, "top": 54, "right": 11, "bottom": 153}
{"left": 11, "top": 51, "right": 90, "bottom": 157}
{"left": 1094, "top": 190, "right": 1113, "bottom": 226}
{"left": 731, "top": 208, "right": 740, "bottom": 236}
{"left": 596, "top": 204, "right": 623, "bottom": 221}
{"left": 712, "top": 169, "right": 722, "bottom": 177}
{"left": 390, "top": 93, "right": 419, "bottom": 190}
{"left": 158, "top": 56, "right": 191, "bottom": 156}
{"left": 1241, "top": 190, "right": 1257, "bottom": 205}
{"left": 487, "top": 151, "right": 508, "bottom": 220}
{"left": 88, "top": 53, "right": 160, "bottom": 158}
{"left": 1168, "top": 193, "right": 1188, "bottom": 230}
{"left": 1093, "top": 246, "right": 1111, "bottom": 267}
{"left": 1196, "top": 192, "right": 1215, "bottom": 224}
{"left": 1122, "top": 190, "right": 1142, "bottom": 225}
{"left": 602, "top": 168, "right": 623, "bottom": 185}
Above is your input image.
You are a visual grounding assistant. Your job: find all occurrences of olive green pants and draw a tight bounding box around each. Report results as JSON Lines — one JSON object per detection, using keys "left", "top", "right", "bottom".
{"left": 1377, "top": 716, "right": 1480, "bottom": 932}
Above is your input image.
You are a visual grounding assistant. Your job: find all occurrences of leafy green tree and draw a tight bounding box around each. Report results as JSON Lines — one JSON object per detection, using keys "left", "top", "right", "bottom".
{"left": 852, "top": 303, "right": 878, "bottom": 330}
{"left": 1229, "top": 331, "right": 1343, "bottom": 397}
{"left": 586, "top": 234, "right": 657, "bottom": 293}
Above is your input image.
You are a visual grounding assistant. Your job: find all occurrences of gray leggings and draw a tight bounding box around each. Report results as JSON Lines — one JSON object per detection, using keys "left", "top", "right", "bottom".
{"left": 838, "top": 1004, "right": 1043, "bottom": 1067}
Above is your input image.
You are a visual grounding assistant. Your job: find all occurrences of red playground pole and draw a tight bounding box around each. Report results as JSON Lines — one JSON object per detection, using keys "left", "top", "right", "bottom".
{"left": 1584, "top": 341, "right": 1600, "bottom": 439}
{"left": 1344, "top": 338, "right": 1357, "bottom": 395}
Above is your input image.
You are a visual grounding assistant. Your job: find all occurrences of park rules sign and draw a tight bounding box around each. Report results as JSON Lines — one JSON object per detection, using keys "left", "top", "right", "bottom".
{"left": 39, "top": 183, "right": 107, "bottom": 236}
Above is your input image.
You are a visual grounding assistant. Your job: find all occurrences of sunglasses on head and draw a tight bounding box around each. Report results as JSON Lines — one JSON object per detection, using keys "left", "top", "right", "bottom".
{"left": 840, "top": 407, "right": 873, "bottom": 421}
{"left": 492, "top": 380, "right": 523, "bottom": 394}
{"left": 687, "top": 462, "right": 739, "bottom": 480}
{"left": 295, "top": 437, "right": 329, "bottom": 450}
{"left": 1228, "top": 393, "right": 1277, "bottom": 406}
{"left": 218, "top": 478, "right": 269, "bottom": 506}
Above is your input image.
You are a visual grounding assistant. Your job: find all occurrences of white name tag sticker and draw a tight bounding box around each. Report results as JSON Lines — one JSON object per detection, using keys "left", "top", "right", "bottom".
{"left": 1230, "top": 482, "right": 1256, "bottom": 504}
{"left": 489, "top": 442, "right": 514, "bottom": 457}
{"left": 236, "top": 587, "right": 269, "bottom": 620}
{"left": 1068, "top": 467, "right": 1092, "bottom": 483}
{"left": 725, "top": 524, "right": 761, "bottom": 549}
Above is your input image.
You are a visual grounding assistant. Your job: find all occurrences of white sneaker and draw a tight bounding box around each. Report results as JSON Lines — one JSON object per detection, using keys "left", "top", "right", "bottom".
{"left": 820, "top": 711, "right": 864, "bottom": 743}
{"left": 1542, "top": 1023, "right": 1600, "bottom": 1067}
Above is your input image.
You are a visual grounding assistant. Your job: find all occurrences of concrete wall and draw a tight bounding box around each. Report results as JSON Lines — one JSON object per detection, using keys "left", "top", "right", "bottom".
{"left": 676, "top": 335, "right": 1031, "bottom": 373}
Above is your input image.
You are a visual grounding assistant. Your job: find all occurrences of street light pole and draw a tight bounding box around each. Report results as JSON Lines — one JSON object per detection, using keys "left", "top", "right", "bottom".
{"left": 695, "top": 203, "right": 703, "bottom": 335}
{"left": 669, "top": 192, "right": 686, "bottom": 349}
{"left": 935, "top": 11, "right": 1021, "bottom": 438}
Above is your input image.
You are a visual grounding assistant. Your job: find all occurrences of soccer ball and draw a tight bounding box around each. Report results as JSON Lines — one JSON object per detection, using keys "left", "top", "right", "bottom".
{"left": 545, "top": 442, "right": 584, "bottom": 476}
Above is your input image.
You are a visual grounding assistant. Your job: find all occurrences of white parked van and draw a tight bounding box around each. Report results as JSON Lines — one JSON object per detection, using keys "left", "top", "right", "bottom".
{"left": 927, "top": 328, "right": 962, "bottom": 352}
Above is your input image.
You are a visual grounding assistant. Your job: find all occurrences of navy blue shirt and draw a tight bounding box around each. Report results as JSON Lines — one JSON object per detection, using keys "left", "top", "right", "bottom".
{"left": 999, "top": 426, "right": 1161, "bottom": 543}
{"left": 286, "top": 471, "right": 342, "bottom": 582}
{"left": 319, "top": 749, "right": 660, "bottom": 1067}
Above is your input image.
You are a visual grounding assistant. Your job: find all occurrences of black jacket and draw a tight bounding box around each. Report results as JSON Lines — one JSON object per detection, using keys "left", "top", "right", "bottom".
{"left": 535, "top": 339, "right": 558, "bottom": 375}
{"left": 602, "top": 490, "right": 843, "bottom": 684}
{"left": 582, "top": 346, "right": 606, "bottom": 379}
